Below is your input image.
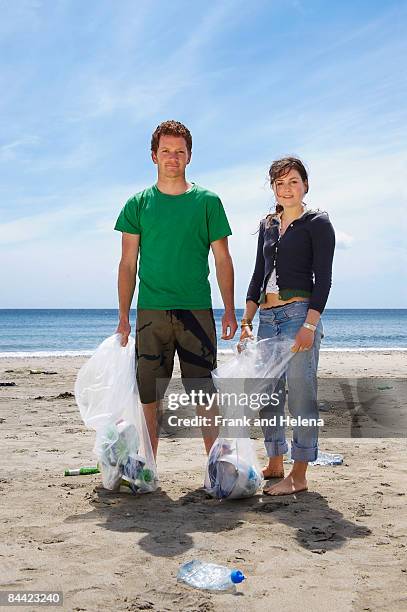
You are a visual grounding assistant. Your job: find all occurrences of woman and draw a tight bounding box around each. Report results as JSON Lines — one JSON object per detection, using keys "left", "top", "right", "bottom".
{"left": 240, "top": 157, "right": 335, "bottom": 496}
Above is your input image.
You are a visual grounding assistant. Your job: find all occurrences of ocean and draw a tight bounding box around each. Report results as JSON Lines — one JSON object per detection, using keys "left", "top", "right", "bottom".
{"left": 0, "top": 309, "right": 406, "bottom": 356}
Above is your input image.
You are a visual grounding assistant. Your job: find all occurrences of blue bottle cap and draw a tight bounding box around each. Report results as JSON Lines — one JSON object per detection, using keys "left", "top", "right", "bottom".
{"left": 231, "top": 569, "right": 245, "bottom": 584}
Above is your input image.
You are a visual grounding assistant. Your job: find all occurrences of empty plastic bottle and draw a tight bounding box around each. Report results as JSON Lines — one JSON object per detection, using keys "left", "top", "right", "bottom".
{"left": 64, "top": 466, "right": 100, "bottom": 476}
{"left": 177, "top": 560, "right": 245, "bottom": 592}
{"left": 311, "top": 451, "right": 343, "bottom": 466}
{"left": 284, "top": 448, "right": 343, "bottom": 465}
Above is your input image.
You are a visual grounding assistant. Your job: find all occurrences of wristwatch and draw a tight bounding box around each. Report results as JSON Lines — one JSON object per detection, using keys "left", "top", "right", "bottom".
{"left": 302, "top": 322, "right": 317, "bottom": 332}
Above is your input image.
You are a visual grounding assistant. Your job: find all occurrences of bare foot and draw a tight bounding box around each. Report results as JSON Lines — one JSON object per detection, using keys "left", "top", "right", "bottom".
{"left": 262, "top": 465, "right": 284, "bottom": 479}
{"left": 262, "top": 456, "right": 284, "bottom": 480}
{"left": 263, "top": 472, "right": 308, "bottom": 496}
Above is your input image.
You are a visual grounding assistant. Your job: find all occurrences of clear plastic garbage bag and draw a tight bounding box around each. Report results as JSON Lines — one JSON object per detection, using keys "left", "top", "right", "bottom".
{"left": 212, "top": 336, "right": 294, "bottom": 389}
{"left": 205, "top": 438, "right": 263, "bottom": 499}
{"left": 75, "top": 334, "right": 158, "bottom": 493}
{"left": 204, "top": 337, "right": 293, "bottom": 500}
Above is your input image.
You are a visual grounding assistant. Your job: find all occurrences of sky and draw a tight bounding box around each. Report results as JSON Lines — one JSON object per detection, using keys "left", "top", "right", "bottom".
{"left": 1, "top": 0, "right": 406, "bottom": 309}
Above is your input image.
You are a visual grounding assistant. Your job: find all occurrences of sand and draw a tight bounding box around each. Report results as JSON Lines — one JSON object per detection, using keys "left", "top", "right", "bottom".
{"left": 0, "top": 351, "right": 406, "bottom": 612}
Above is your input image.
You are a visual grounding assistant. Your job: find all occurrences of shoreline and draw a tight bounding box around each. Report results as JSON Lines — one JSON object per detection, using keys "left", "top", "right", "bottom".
{"left": 1, "top": 347, "right": 407, "bottom": 359}
{"left": 1, "top": 350, "right": 406, "bottom": 379}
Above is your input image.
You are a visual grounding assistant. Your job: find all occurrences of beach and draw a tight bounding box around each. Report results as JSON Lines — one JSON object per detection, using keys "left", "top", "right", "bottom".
{"left": 1, "top": 350, "right": 406, "bottom": 612}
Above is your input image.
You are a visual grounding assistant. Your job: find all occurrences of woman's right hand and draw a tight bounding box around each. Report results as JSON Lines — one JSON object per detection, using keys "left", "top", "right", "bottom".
{"left": 237, "top": 324, "right": 254, "bottom": 352}
{"left": 239, "top": 325, "right": 254, "bottom": 342}
{"left": 237, "top": 302, "right": 258, "bottom": 350}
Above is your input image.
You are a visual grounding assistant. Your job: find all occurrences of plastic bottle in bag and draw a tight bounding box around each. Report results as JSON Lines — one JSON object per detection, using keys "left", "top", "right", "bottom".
{"left": 205, "top": 439, "right": 262, "bottom": 500}
{"left": 99, "top": 420, "right": 157, "bottom": 492}
{"left": 75, "top": 334, "right": 158, "bottom": 494}
{"left": 98, "top": 421, "right": 137, "bottom": 490}
{"left": 177, "top": 560, "right": 245, "bottom": 592}
{"left": 205, "top": 337, "right": 293, "bottom": 500}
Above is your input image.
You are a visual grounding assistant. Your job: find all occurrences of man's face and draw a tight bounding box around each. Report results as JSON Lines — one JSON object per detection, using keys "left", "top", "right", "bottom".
{"left": 151, "top": 135, "right": 191, "bottom": 179}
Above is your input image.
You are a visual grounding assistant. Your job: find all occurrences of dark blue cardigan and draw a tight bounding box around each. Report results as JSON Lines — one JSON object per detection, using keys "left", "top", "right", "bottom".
{"left": 246, "top": 210, "right": 335, "bottom": 314}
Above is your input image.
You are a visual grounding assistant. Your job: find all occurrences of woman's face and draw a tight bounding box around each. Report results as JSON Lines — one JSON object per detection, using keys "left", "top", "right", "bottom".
{"left": 272, "top": 168, "right": 307, "bottom": 209}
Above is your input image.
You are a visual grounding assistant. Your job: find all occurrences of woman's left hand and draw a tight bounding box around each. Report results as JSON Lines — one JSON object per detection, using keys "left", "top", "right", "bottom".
{"left": 291, "top": 326, "right": 315, "bottom": 352}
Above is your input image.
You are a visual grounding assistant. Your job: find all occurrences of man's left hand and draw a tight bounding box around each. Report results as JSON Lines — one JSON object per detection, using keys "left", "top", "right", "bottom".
{"left": 221, "top": 310, "right": 238, "bottom": 340}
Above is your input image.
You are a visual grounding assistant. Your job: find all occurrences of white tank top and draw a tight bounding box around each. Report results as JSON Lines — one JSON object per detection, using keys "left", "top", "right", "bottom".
{"left": 266, "top": 268, "right": 279, "bottom": 294}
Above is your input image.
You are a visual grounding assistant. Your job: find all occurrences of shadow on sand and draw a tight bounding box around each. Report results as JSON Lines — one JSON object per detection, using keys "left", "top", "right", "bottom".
{"left": 65, "top": 483, "right": 371, "bottom": 557}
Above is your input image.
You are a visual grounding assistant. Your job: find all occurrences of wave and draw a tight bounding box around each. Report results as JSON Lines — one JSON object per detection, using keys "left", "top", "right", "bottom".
{"left": 1, "top": 347, "right": 407, "bottom": 358}
{"left": 0, "top": 350, "right": 94, "bottom": 358}
{"left": 219, "top": 347, "right": 407, "bottom": 354}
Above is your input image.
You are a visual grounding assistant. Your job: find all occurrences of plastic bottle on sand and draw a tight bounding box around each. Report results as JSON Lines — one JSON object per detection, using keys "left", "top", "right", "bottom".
{"left": 177, "top": 560, "right": 245, "bottom": 592}
{"left": 284, "top": 448, "right": 343, "bottom": 465}
{"left": 311, "top": 451, "right": 343, "bottom": 466}
{"left": 64, "top": 466, "right": 100, "bottom": 476}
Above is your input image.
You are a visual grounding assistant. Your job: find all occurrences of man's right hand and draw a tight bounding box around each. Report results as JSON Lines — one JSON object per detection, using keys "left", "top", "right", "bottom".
{"left": 116, "top": 319, "right": 131, "bottom": 347}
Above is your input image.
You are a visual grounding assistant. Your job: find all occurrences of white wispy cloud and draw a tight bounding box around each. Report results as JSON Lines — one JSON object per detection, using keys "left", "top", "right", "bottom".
{"left": 0, "top": 207, "right": 97, "bottom": 245}
{"left": 0, "top": 0, "right": 42, "bottom": 41}
{"left": 25, "top": 140, "right": 102, "bottom": 173}
{"left": 0, "top": 136, "right": 40, "bottom": 161}
{"left": 67, "top": 0, "right": 245, "bottom": 123}
{"left": 0, "top": 183, "right": 143, "bottom": 245}
{"left": 335, "top": 231, "right": 354, "bottom": 250}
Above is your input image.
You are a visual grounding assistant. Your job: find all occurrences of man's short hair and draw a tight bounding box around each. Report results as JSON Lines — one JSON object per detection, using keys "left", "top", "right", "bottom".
{"left": 151, "top": 120, "right": 192, "bottom": 154}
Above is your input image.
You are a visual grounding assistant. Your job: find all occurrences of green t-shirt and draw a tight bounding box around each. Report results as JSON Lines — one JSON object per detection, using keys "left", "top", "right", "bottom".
{"left": 114, "top": 183, "right": 232, "bottom": 309}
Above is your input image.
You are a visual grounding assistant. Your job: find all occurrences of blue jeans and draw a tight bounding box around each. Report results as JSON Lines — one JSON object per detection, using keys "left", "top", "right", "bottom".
{"left": 257, "top": 301, "right": 324, "bottom": 462}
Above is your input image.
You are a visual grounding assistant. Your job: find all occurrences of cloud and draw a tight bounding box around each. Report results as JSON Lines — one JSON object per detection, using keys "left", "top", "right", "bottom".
{"left": 26, "top": 140, "right": 101, "bottom": 173}
{"left": 335, "top": 231, "right": 354, "bottom": 250}
{"left": 0, "top": 136, "right": 40, "bottom": 161}
{"left": 0, "top": 0, "right": 42, "bottom": 42}
{"left": 0, "top": 182, "right": 143, "bottom": 245}
{"left": 67, "top": 0, "right": 244, "bottom": 123}
{"left": 0, "top": 207, "right": 98, "bottom": 245}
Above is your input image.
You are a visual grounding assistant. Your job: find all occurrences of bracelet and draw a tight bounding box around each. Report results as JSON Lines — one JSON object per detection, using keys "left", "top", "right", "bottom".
{"left": 302, "top": 322, "right": 317, "bottom": 332}
{"left": 241, "top": 319, "right": 253, "bottom": 330}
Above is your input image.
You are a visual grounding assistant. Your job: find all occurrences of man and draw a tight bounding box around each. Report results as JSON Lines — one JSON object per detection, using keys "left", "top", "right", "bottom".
{"left": 114, "top": 120, "right": 237, "bottom": 459}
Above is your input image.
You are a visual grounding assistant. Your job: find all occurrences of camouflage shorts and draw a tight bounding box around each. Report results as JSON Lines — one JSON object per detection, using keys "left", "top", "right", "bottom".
{"left": 135, "top": 309, "right": 217, "bottom": 404}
